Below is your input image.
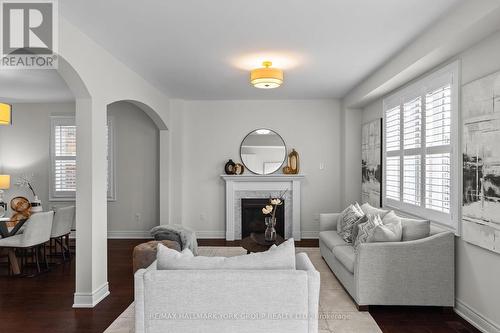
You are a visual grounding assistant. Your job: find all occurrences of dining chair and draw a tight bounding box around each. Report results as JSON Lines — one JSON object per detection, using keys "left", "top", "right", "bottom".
{"left": 49, "top": 206, "right": 75, "bottom": 262}
{"left": 0, "top": 211, "right": 54, "bottom": 275}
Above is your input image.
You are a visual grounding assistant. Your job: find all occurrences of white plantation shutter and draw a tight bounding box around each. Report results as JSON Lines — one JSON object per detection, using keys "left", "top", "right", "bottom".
{"left": 403, "top": 97, "right": 422, "bottom": 150}
{"left": 383, "top": 62, "right": 459, "bottom": 229}
{"left": 50, "top": 116, "right": 115, "bottom": 200}
{"left": 51, "top": 117, "right": 76, "bottom": 197}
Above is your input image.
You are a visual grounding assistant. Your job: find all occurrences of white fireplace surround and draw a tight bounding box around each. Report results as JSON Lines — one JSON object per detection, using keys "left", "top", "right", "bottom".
{"left": 221, "top": 174, "right": 304, "bottom": 241}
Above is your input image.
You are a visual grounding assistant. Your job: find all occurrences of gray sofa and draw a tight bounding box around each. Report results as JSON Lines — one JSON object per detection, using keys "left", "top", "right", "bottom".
{"left": 319, "top": 212, "right": 454, "bottom": 309}
{"left": 135, "top": 253, "right": 320, "bottom": 333}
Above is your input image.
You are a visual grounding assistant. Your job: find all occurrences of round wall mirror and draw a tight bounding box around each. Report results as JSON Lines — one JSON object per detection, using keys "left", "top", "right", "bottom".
{"left": 240, "top": 129, "right": 286, "bottom": 175}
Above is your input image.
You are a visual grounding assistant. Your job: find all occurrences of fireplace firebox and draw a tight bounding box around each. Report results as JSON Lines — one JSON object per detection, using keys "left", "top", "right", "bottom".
{"left": 241, "top": 198, "right": 285, "bottom": 239}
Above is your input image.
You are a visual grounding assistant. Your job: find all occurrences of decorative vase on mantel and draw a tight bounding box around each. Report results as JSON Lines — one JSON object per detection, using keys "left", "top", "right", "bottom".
{"left": 264, "top": 216, "right": 277, "bottom": 241}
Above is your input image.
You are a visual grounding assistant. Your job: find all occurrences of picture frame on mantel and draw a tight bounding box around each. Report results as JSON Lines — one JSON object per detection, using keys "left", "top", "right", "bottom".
{"left": 361, "top": 118, "right": 383, "bottom": 207}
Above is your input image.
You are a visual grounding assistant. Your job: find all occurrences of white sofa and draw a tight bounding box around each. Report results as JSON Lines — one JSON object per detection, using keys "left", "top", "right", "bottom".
{"left": 134, "top": 252, "right": 320, "bottom": 333}
{"left": 319, "top": 211, "right": 455, "bottom": 309}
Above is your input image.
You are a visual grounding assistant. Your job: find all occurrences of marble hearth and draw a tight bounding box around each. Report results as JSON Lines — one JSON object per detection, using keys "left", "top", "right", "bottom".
{"left": 221, "top": 174, "right": 304, "bottom": 241}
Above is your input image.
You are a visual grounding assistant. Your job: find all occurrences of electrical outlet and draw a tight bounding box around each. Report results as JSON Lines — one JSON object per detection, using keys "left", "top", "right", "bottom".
{"left": 135, "top": 213, "right": 141, "bottom": 223}
{"left": 313, "top": 213, "right": 320, "bottom": 222}
{"left": 200, "top": 213, "right": 206, "bottom": 222}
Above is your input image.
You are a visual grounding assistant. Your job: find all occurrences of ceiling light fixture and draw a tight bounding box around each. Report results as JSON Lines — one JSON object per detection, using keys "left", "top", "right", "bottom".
{"left": 250, "top": 61, "right": 283, "bottom": 89}
{"left": 0, "top": 103, "right": 12, "bottom": 125}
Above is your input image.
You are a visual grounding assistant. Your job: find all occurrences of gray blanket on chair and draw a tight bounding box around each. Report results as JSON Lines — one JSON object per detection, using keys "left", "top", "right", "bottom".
{"left": 150, "top": 224, "right": 198, "bottom": 255}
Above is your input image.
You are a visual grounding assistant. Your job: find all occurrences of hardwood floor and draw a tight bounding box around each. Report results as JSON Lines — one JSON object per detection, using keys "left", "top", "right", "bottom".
{"left": 0, "top": 239, "right": 479, "bottom": 333}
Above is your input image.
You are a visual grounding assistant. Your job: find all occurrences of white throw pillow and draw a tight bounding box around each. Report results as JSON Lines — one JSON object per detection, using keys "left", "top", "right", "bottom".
{"left": 360, "top": 202, "right": 389, "bottom": 218}
{"left": 157, "top": 238, "right": 296, "bottom": 270}
{"left": 369, "top": 210, "right": 403, "bottom": 243}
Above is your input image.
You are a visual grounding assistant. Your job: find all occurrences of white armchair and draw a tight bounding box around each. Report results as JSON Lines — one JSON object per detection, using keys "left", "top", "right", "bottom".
{"left": 50, "top": 206, "right": 75, "bottom": 261}
{"left": 0, "top": 211, "right": 54, "bottom": 275}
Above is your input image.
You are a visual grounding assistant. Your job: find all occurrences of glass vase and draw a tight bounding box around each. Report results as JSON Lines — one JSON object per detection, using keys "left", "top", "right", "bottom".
{"left": 264, "top": 216, "right": 277, "bottom": 241}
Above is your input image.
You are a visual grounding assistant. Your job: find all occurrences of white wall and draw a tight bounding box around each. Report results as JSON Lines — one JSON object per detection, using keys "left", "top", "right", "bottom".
{"left": 170, "top": 99, "right": 342, "bottom": 238}
{"left": 107, "top": 102, "right": 159, "bottom": 238}
{"left": 0, "top": 102, "right": 160, "bottom": 237}
{"left": 360, "top": 31, "right": 500, "bottom": 332}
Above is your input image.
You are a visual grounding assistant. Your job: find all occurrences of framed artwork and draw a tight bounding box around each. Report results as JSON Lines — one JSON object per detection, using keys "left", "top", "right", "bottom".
{"left": 362, "top": 119, "right": 382, "bottom": 207}
{"left": 462, "top": 69, "right": 500, "bottom": 253}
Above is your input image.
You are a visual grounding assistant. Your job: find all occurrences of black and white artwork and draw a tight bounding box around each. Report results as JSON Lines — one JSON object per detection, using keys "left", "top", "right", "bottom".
{"left": 462, "top": 70, "right": 500, "bottom": 253}
{"left": 362, "top": 119, "right": 382, "bottom": 207}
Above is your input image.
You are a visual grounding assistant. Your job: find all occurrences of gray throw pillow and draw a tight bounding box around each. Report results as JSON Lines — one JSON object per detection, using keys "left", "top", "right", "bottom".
{"left": 354, "top": 214, "right": 383, "bottom": 248}
{"left": 369, "top": 210, "right": 402, "bottom": 243}
{"left": 400, "top": 217, "right": 430, "bottom": 241}
{"left": 338, "top": 203, "right": 364, "bottom": 243}
{"left": 351, "top": 215, "right": 368, "bottom": 243}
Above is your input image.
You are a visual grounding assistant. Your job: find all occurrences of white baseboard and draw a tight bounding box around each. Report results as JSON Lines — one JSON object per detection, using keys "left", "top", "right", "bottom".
{"left": 107, "top": 230, "right": 152, "bottom": 239}
{"left": 73, "top": 282, "right": 110, "bottom": 308}
{"left": 455, "top": 298, "right": 500, "bottom": 333}
{"left": 73, "top": 230, "right": 320, "bottom": 240}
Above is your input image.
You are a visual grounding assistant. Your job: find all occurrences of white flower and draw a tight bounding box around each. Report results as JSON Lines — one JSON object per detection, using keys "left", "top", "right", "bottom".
{"left": 262, "top": 205, "right": 273, "bottom": 215}
{"left": 270, "top": 198, "right": 281, "bottom": 205}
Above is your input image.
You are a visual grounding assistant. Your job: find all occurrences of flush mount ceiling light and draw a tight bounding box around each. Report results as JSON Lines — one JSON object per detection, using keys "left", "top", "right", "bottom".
{"left": 0, "top": 103, "right": 12, "bottom": 125}
{"left": 250, "top": 61, "right": 283, "bottom": 89}
{"left": 256, "top": 129, "right": 271, "bottom": 135}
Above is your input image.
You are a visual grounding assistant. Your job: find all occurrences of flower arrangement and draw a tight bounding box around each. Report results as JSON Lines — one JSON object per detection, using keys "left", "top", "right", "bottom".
{"left": 15, "top": 174, "right": 37, "bottom": 198}
{"left": 261, "top": 190, "right": 287, "bottom": 220}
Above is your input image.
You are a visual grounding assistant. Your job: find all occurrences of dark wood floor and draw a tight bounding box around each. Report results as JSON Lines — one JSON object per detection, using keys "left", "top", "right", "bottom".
{"left": 0, "top": 239, "right": 479, "bottom": 333}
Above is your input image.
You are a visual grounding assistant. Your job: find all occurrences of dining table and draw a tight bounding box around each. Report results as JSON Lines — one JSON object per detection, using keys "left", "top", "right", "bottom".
{"left": 0, "top": 217, "right": 28, "bottom": 275}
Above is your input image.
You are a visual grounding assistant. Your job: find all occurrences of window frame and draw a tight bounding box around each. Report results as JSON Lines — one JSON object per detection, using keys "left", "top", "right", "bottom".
{"left": 49, "top": 115, "right": 116, "bottom": 201}
{"left": 382, "top": 61, "right": 460, "bottom": 231}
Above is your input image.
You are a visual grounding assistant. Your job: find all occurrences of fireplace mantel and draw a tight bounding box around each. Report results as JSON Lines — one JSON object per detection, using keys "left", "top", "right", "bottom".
{"left": 221, "top": 174, "right": 304, "bottom": 241}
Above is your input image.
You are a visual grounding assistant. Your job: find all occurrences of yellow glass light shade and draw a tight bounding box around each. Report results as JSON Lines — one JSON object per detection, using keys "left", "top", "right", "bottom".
{"left": 0, "top": 175, "right": 10, "bottom": 190}
{"left": 0, "top": 103, "right": 12, "bottom": 125}
{"left": 250, "top": 61, "right": 283, "bottom": 89}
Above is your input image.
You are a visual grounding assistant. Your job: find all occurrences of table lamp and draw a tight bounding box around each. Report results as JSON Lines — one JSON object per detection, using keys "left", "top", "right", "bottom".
{"left": 0, "top": 175, "right": 10, "bottom": 217}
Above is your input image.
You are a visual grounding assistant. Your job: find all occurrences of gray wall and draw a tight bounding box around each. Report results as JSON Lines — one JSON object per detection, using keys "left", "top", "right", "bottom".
{"left": 0, "top": 101, "right": 159, "bottom": 237}
{"left": 361, "top": 31, "right": 500, "bottom": 331}
{"left": 0, "top": 103, "right": 75, "bottom": 214}
{"left": 107, "top": 102, "right": 160, "bottom": 238}
{"left": 169, "top": 99, "right": 343, "bottom": 238}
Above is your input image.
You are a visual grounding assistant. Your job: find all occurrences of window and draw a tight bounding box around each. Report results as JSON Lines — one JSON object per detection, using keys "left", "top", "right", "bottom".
{"left": 50, "top": 116, "right": 115, "bottom": 201}
{"left": 383, "top": 61, "right": 459, "bottom": 229}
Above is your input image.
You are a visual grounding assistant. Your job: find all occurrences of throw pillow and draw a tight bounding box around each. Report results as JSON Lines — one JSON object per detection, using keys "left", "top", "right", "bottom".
{"left": 399, "top": 217, "right": 430, "bottom": 241}
{"left": 354, "top": 214, "right": 383, "bottom": 248}
{"left": 157, "top": 238, "right": 296, "bottom": 270}
{"left": 360, "top": 202, "right": 390, "bottom": 218}
{"left": 369, "top": 210, "right": 402, "bottom": 242}
{"left": 337, "top": 203, "right": 364, "bottom": 243}
{"left": 351, "top": 215, "right": 368, "bottom": 243}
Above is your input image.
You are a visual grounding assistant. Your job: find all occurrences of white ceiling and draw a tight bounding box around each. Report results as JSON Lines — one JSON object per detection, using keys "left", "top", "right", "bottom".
{"left": 0, "top": 0, "right": 461, "bottom": 103}
{"left": 60, "top": 0, "right": 461, "bottom": 100}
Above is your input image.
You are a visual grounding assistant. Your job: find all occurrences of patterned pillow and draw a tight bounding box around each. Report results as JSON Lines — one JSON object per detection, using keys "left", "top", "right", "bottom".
{"left": 354, "top": 214, "right": 383, "bottom": 248}
{"left": 337, "top": 203, "right": 364, "bottom": 243}
{"left": 351, "top": 215, "right": 368, "bottom": 243}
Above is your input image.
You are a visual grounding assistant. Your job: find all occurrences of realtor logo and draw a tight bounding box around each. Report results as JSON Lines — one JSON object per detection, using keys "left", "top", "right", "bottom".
{"left": 0, "top": 0, "right": 58, "bottom": 68}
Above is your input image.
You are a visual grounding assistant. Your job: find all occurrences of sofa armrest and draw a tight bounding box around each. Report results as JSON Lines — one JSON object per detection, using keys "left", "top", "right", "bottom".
{"left": 296, "top": 253, "right": 320, "bottom": 333}
{"left": 135, "top": 261, "right": 157, "bottom": 333}
{"left": 320, "top": 213, "right": 340, "bottom": 231}
{"left": 355, "top": 232, "right": 455, "bottom": 306}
